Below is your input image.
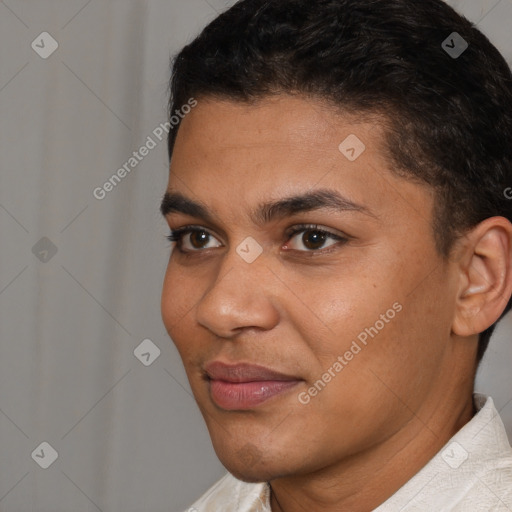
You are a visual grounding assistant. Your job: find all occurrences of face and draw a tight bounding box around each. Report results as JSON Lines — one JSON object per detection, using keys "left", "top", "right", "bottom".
{"left": 160, "top": 95, "right": 460, "bottom": 482}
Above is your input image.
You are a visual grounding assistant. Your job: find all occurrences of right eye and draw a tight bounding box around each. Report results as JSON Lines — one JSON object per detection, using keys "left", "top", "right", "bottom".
{"left": 166, "top": 226, "right": 223, "bottom": 253}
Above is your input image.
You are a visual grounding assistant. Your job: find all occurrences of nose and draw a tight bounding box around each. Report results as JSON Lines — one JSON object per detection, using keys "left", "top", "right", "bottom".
{"left": 195, "top": 250, "right": 280, "bottom": 338}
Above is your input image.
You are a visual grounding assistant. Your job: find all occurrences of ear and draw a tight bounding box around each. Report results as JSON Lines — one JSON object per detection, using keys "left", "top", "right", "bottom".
{"left": 452, "top": 217, "right": 512, "bottom": 337}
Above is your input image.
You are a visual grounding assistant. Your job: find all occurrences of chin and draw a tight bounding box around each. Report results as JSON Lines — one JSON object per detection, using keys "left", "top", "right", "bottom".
{"left": 227, "top": 466, "right": 273, "bottom": 483}
{"left": 217, "top": 448, "right": 298, "bottom": 483}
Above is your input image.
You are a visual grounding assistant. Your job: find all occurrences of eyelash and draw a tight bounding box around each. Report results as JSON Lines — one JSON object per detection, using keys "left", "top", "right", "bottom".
{"left": 165, "top": 224, "right": 348, "bottom": 255}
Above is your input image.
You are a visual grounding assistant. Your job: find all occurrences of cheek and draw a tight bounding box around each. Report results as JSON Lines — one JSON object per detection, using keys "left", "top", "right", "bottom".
{"left": 161, "top": 266, "right": 178, "bottom": 329}
{"left": 332, "top": 272, "right": 454, "bottom": 407}
{"left": 293, "top": 272, "right": 399, "bottom": 362}
{"left": 295, "top": 254, "right": 445, "bottom": 387}
{"left": 160, "top": 263, "right": 197, "bottom": 345}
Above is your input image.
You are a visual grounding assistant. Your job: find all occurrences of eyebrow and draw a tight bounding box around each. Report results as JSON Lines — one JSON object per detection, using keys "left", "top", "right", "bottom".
{"left": 160, "top": 188, "right": 375, "bottom": 226}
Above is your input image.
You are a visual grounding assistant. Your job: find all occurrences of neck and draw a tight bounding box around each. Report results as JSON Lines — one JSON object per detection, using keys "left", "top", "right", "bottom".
{"left": 269, "top": 389, "right": 476, "bottom": 512}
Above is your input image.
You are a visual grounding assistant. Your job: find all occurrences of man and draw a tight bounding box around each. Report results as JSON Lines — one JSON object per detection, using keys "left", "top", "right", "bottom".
{"left": 160, "top": 0, "right": 512, "bottom": 510}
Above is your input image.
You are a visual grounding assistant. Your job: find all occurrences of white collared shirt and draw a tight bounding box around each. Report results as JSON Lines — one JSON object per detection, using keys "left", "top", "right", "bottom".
{"left": 184, "top": 393, "right": 512, "bottom": 511}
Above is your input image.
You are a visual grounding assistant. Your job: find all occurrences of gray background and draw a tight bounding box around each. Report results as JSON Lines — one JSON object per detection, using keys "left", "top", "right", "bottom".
{"left": 0, "top": 0, "right": 511, "bottom": 510}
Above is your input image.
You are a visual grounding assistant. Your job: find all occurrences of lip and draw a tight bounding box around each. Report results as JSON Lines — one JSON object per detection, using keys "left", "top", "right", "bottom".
{"left": 204, "top": 361, "right": 303, "bottom": 410}
{"left": 204, "top": 361, "right": 301, "bottom": 382}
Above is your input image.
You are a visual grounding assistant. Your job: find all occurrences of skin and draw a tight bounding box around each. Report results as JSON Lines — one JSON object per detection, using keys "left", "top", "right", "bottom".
{"left": 160, "top": 94, "right": 512, "bottom": 511}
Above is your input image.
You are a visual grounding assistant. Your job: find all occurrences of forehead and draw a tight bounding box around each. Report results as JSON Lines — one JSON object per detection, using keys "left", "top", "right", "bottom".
{"left": 167, "top": 95, "right": 433, "bottom": 229}
{"left": 174, "top": 95, "right": 384, "bottom": 160}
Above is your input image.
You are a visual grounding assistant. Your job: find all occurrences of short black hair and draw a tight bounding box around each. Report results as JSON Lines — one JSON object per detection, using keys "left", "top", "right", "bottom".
{"left": 166, "top": 0, "right": 512, "bottom": 364}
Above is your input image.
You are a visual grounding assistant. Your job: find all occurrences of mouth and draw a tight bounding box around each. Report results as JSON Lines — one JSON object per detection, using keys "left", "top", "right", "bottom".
{"left": 203, "top": 361, "right": 303, "bottom": 410}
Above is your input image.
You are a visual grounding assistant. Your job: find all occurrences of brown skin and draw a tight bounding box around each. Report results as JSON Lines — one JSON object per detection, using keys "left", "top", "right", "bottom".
{"left": 160, "top": 95, "right": 512, "bottom": 511}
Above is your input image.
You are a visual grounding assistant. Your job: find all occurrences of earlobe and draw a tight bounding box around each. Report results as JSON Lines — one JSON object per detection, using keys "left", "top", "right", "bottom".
{"left": 452, "top": 218, "right": 512, "bottom": 338}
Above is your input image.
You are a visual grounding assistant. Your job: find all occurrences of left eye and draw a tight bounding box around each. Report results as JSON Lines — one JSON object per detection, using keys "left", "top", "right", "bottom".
{"left": 284, "top": 225, "right": 347, "bottom": 251}
{"left": 166, "top": 224, "right": 347, "bottom": 253}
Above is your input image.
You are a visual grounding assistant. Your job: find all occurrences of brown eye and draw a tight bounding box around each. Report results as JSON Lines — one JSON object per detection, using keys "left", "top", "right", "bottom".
{"left": 284, "top": 225, "right": 348, "bottom": 252}
{"left": 189, "top": 230, "right": 211, "bottom": 249}
{"left": 301, "top": 230, "right": 328, "bottom": 250}
{"left": 166, "top": 227, "right": 222, "bottom": 252}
